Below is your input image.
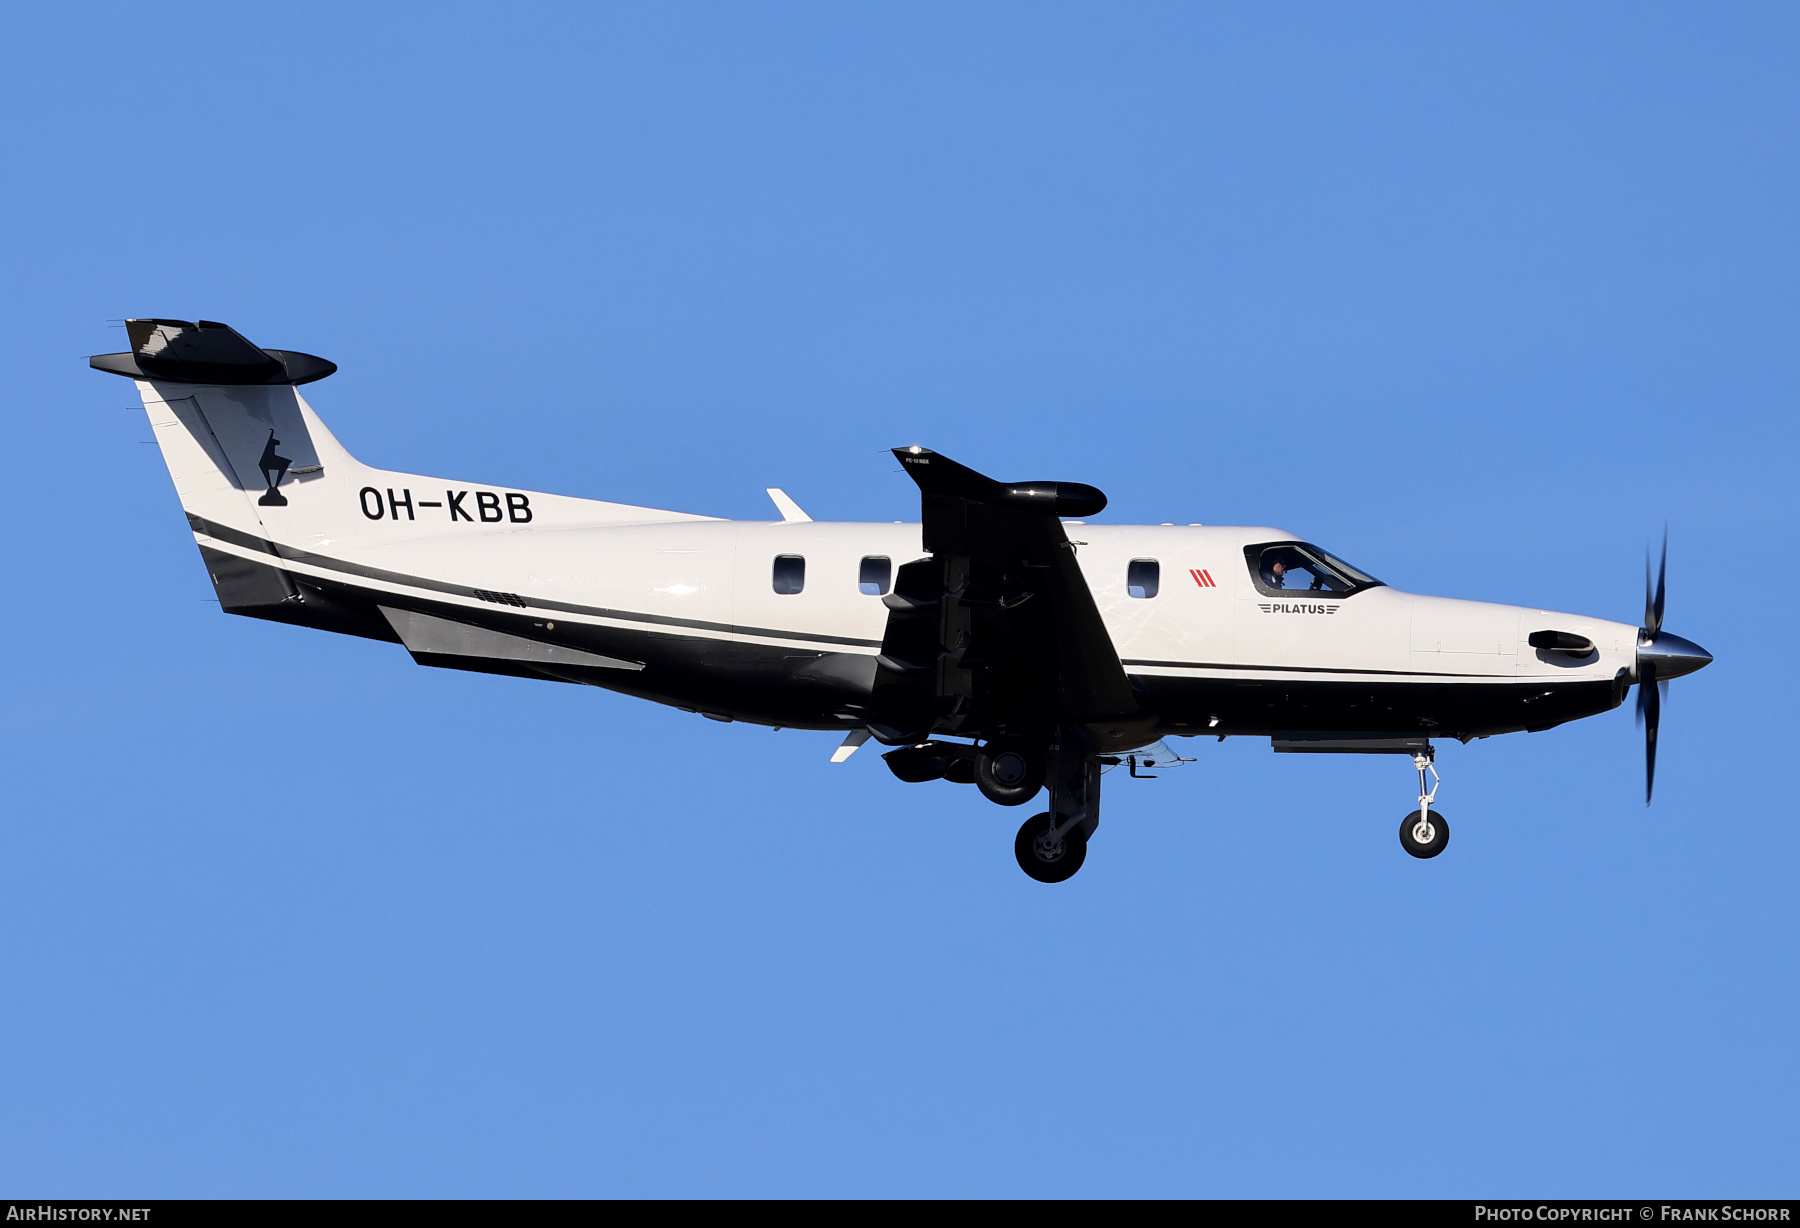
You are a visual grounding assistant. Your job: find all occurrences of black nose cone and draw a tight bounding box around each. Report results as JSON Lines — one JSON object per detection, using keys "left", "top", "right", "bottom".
{"left": 1639, "top": 632, "right": 1712, "bottom": 680}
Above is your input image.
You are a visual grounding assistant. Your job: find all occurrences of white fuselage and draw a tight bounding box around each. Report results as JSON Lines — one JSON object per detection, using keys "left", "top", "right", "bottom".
{"left": 144, "top": 377, "right": 1639, "bottom": 740}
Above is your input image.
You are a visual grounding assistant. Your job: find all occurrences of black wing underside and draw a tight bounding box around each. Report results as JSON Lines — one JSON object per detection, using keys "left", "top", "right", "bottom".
{"left": 868, "top": 448, "right": 1143, "bottom": 746}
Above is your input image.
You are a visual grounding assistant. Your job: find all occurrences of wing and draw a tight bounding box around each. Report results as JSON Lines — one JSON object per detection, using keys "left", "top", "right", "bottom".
{"left": 869, "top": 447, "right": 1141, "bottom": 745}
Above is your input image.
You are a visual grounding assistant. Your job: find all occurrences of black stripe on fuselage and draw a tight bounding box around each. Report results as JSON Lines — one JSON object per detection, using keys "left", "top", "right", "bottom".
{"left": 193, "top": 532, "right": 878, "bottom": 730}
{"left": 188, "top": 519, "right": 1626, "bottom": 739}
{"left": 1122, "top": 657, "right": 1518, "bottom": 680}
{"left": 187, "top": 513, "right": 882, "bottom": 650}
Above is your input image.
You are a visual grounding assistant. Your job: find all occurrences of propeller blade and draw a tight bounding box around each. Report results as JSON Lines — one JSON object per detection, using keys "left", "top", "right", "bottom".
{"left": 1632, "top": 530, "right": 1699, "bottom": 805}
{"left": 1652, "top": 528, "right": 1667, "bottom": 639}
{"left": 1644, "top": 529, "right": 1668, "bottom": 639}
{"left": 1637, "top": 664, "right": 1660, "bottom": 805}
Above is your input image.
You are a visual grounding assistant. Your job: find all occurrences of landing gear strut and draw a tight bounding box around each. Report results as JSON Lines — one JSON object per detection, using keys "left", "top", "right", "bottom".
{"left": 1013, "top": 741, "right": 1100, "bottom": 882}
{"left": 1398, "top": 748, "right": 1449, "bottom": 859}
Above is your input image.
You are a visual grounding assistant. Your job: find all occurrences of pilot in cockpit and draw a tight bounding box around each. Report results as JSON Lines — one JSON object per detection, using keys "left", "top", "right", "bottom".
{"left": 1259, "top": 543, "right": 1381, "bottom": 596}
{"left": 1264, "top": 550, "right": 1326, "bottom": 592}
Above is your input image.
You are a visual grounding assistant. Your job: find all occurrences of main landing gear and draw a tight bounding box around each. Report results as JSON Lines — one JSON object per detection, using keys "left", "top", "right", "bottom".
{"left": 877, "top": 732, "right": 1103, "bottom": 882}
{"left": 1012, "top": 744, "right": 1101, "bottom": 883}
{"left": 1015, "top": 811, "right": 1086, "bottom": 883}
{"left": 975, "top": 738, "right": 1046, "bottom": 807}
{"left": 1399, "top": 749, "right": 1449, "bottom": 859}
{"left": 879, "top": 737, "right": 1046, "bottom": 802}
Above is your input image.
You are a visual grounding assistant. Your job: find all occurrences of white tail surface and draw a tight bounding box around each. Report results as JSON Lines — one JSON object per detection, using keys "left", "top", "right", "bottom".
{"left": 99, "top": 318, "right": 719, "bottom": 631}
{"left": 136, "top": 378, "right": 715, "bottom": 557}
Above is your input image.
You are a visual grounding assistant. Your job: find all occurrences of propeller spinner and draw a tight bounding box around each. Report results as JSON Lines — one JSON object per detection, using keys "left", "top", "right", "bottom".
{"left": 1634, "top": 531, "right": 1713, "bottom": 804}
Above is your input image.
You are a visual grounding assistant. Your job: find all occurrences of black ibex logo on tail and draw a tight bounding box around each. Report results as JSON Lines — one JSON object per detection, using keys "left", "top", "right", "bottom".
{"left": 257, "top": 429, "right": 292, "bottom": 507}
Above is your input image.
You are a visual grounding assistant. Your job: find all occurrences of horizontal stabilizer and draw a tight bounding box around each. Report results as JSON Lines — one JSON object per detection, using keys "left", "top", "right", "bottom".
{"left": 90, "top": 318, "right": 336, "bottom": 386}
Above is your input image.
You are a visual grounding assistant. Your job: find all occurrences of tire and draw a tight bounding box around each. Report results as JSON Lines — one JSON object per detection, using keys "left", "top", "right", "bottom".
{"left": 976, "top": 741, "right": 1046, "bottom": 807}
{"left": 1399, "top": 809, "right": 1449, "bottom": 859}
{"left": 1014, "top": 812, "right": 1087, "bottom": 883}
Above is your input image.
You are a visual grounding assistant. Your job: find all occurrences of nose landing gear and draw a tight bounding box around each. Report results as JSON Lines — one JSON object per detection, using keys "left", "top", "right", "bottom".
{"left": 1399, "top": 749, "right": 1449, "bottom": 858}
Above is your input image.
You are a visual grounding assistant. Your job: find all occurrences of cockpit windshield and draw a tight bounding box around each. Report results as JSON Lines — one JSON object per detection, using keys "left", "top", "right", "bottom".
{"left": 1245, "top": 542, "right": 1383, "bottom": 597}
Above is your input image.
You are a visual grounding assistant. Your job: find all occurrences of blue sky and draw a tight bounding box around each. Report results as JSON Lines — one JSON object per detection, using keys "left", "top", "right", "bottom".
{"left": 1, "top": 2, "right": 1794, "bottom": 1197}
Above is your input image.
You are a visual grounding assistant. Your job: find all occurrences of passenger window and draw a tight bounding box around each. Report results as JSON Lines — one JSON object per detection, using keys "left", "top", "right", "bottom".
{"left": 1127, "top": 559, "right": 1159, "bottom": 599}
{"left": 772, "top": 555, "right": 805, "bottom": 595}
{"left": 859, "top": 556, "right": 892, "bottom": 596}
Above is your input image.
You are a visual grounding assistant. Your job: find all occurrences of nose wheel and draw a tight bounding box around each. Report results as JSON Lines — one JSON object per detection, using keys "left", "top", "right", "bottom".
{"left": 1399, "top": 809, "right": 1449, "bottom": 858}
{"left": 1398, "top": 749, "right": 1449, "bottom": 859}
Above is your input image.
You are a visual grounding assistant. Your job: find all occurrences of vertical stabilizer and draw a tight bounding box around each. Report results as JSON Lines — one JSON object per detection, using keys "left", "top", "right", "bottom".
{"left": 91, "top": 317, "right": 719, "bottom": 638}
{"left": 94, "top": 319, "right": 368, "bottom": 627}
{"left": 139, "top": 380, "right": 345, "bottom": 539}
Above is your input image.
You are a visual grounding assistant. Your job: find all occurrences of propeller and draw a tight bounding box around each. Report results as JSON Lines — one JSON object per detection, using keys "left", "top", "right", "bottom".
{"left": 1635, "top": 531, "right": 1668, "bottom": 804}
{"left": 1633, "top": 529, "right": 1712, "bottom": 805}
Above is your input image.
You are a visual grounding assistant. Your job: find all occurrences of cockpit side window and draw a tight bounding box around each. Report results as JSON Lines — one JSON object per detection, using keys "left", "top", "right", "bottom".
{"left": 1242, "top": 542, "right": 1382, "bottom": 598}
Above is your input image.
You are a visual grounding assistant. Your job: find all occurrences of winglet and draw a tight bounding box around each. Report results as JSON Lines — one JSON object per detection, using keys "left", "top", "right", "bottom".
{"left": 890, "top": 447, "right": 1106, "bottom": 516}
{"left": 766, "top": 488, "right": 812, "bottom": 523}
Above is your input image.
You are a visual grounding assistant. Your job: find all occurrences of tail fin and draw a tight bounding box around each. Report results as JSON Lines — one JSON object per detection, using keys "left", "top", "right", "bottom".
{"left": 93, "top": 319, "right": 374, "bottom": 630}
{"left": 93, "top": 318, "right": 715, "bottom": 637}
{"left": 94, "top": 319, "right": 352, "bottom": 540}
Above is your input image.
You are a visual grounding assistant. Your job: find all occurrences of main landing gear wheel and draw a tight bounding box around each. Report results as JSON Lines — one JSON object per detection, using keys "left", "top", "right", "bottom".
{"left": 1399, "top": 810, "right": 1449, "bottom": 859}
{"left": 976, "top": 741, "right": 1045, "bottom": 807}
{"left": 1014, "top": 812, "right": 1087, "bottom": 883}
